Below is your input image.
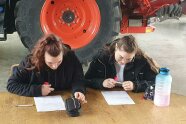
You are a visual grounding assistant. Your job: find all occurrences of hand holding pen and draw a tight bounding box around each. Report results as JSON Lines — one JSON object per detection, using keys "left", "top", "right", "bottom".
{"left": 114, "top": 76, "right": 123, "bottom": 87}
{"left": 103, "top": 78, "right": 116, "bottom": 88}
{"left": 114, "top": 76, "right": 134, "bottom": 91}
{"left": 122, "top": 81, "right": 134, "bottom": 91}
{"left": 41, "top": 82, "right": 54, "bottom": 96}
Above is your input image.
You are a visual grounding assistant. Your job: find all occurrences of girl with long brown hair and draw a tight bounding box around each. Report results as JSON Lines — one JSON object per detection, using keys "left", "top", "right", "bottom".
{"left": 7, "top": 34, "right": 87, "bottom": 103}
{"left": 85, "top": 35, "right": 159, "bottom": 92}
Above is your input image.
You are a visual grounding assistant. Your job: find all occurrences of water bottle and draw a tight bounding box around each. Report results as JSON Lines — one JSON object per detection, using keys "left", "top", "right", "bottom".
{"left": 154, "top": 68, "right": 172, "bottom": 106}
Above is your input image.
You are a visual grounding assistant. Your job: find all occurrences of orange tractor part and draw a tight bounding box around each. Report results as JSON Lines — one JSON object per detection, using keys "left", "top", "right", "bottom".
{"left": 40, "top": 0, "right": 101, "bottom": 49}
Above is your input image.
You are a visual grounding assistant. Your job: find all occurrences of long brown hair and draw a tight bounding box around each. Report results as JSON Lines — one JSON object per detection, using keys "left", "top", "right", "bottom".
{"left": 108, "top": 35, "right": 160, "bottom": 73}
{"left": 30, "top": 34, "right": 69, "bottom": 71}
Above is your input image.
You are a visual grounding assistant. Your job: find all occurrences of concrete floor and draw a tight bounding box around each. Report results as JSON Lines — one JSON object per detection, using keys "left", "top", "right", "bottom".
{"left": 0, "top": 33, "right": 28, "bottom": 91}
{"left": 134, "top": 16, "right": 186, "bottom": 96}
{"left": 0, "top": 16, "right": 186, "bottom": 96}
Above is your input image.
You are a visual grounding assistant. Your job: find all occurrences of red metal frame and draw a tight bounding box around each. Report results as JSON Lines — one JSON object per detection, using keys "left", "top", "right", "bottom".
{"left": 120, "top": 0, "right": 181, "bottom": 34}
{"left": 120, "top": 16, "right": 155, "bottom": 33}
{"left": 132, "top": 0, "right": 179, "bottom": 17}
{"left": 181, "top": 1, "right": 186, "bottom": 14}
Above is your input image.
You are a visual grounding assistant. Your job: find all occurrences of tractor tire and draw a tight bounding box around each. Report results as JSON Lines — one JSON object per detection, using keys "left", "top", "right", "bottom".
{"left": 156, "top": 4, "right": 182, "bottom": 22}
{"left": 15, "top": 0, "right": 121, "bottom": 63}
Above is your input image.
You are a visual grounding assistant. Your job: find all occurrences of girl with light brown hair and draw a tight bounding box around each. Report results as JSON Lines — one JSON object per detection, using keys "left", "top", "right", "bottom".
{"left": 85, "top": 35, "right": 159, "bottom": 92}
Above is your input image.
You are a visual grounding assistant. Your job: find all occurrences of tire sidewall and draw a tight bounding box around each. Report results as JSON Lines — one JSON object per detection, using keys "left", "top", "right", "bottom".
{"left": 16, "top": 0, "right": 120, "bottom": 63}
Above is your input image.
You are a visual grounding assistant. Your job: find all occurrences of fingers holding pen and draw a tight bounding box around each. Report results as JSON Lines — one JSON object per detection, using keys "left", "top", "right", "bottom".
{"left": 41, "top": 83, "right": 54, "bottom": 96}
{"left": 122, "top": 81, "right": 134, "bottom": 91}
{"left": 103, "top": 78, "right": 116, "bottom": 88}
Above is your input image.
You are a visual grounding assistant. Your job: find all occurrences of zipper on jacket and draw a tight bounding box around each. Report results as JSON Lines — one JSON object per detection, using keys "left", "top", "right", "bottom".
{"left": 47, "top": 70, "right": 57, "bottom": 88}
{"left": 54, "top": 71, "right": 57, "bottom": 88}
{"left": 97, "top": 59, "right": 107, "bottom": 78}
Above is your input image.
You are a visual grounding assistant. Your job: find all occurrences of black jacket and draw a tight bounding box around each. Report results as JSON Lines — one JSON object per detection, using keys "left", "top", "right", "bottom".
{"left": 85, "top": 50, "right": 157, "bottom": 92}
{"left": 7, "top": 51, "right": 86, "bottom": 97}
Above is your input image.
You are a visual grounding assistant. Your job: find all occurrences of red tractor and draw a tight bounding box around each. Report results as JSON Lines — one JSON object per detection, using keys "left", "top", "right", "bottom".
{"left": 0, "top": 0, "right": 185, "bottom": 63}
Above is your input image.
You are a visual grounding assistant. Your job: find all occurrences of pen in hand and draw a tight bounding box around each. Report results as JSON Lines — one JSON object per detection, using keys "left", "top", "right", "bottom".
{"left": 115, "top": 81, "right": 123, "bottom": 87}
{"left": 44, "top": 82, "right": 49, "bottom": 85}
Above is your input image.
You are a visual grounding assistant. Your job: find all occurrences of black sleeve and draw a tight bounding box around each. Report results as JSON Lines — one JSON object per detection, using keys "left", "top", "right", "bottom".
{"left": 7, "top": 56, "right": 42, "bottom": 97}
{"left": 84, "top": 58, "right": 106, "bottom": 90}
{"left": 71, "top": 53, "right": 86, "bottom": 95}
{"left": 133, "top": 62, "right": 157, "bottom": 93}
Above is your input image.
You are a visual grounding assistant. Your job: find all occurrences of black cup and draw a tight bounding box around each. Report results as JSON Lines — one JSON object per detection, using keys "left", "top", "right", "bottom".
{"left": 65, "top": 97, "right": 81, "bottom": 117}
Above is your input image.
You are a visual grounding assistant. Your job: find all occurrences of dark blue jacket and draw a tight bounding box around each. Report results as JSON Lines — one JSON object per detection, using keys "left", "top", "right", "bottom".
{"left": 7, "top": 51, "right": 86, "bottom": 96}
{"left": 85, "top": 50, "right": 157, "bottom": 92}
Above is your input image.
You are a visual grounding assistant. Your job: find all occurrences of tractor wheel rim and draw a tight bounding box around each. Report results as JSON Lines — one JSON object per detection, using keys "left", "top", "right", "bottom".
{"left": 40, "top": 0, "right": 101, "bottom": 49}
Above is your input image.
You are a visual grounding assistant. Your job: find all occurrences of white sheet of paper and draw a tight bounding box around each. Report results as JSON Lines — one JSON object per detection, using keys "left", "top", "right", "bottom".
{"left": 101, "top": 91, "right": 135, "bottom": 105}
{"left": 34, "top": 95, "right": 65, "bottom": 112}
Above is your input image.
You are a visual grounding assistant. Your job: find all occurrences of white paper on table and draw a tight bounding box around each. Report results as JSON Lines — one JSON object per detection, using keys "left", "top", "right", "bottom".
{"left": 34, "top": 95, "right": 66, "bottom": 112}
{"left": 101, "top": 91, "right": 135, "bottom": 105}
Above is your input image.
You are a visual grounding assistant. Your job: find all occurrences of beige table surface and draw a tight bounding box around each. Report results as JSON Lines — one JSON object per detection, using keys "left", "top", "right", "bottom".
{"left": 0, "top": 89, "right": 186, "bottom": 124}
